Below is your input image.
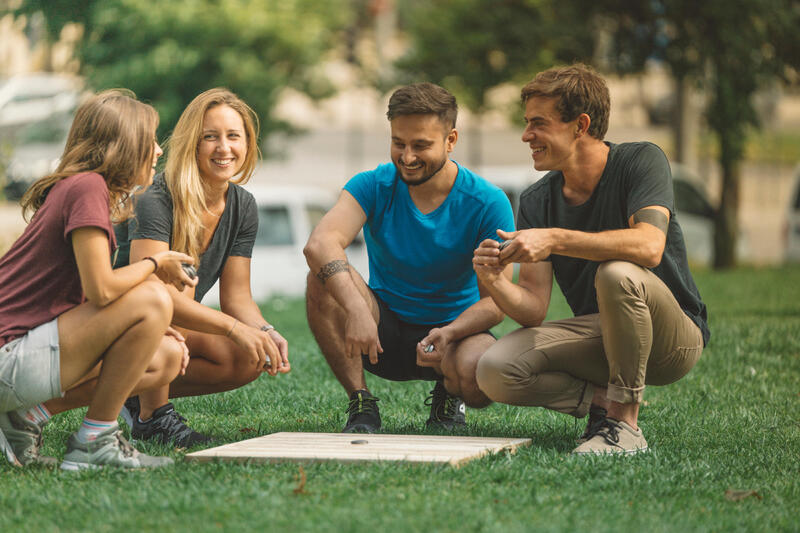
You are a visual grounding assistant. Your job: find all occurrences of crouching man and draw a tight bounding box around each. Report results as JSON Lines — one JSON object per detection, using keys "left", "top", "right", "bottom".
{"left": 474, "top": 64, "right": 710, "bottom": 454}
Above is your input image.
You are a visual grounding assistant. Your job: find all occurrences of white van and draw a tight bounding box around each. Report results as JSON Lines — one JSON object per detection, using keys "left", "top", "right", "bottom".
{"left": 202, "top": 185, "right": 368, "bottom": 306}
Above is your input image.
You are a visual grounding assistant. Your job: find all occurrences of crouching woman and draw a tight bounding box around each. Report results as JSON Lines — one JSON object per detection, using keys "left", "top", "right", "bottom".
{"left": 0, "top": 90, "right": 196, "bottom": 470}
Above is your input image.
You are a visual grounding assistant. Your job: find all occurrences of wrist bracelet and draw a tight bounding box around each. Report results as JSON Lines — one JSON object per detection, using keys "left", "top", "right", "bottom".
{"left": 226, "top": 319, "right": 239, "bottom": 337}
{"left": 143, "top": 256, "right": 158, "bottom": 273}
{"left": 260, "top": 325, "right": 275, "bottom": 332}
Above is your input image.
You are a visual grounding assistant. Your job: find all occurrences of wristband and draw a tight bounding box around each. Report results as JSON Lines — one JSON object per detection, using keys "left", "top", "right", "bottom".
{"left": 260, "top": 325, "right": 275, "bottom": 332}
{"left": 226, "top": 319, "right": 239, "bottom": 337}
{"left": 143, "top": 256, "right": 158, "bottom": 273}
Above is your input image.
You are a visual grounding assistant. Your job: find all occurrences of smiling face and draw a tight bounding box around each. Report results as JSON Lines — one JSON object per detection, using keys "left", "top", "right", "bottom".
{"left": 521, "top": 96, "right": 580, "bottom": 172}
{"left": 196, "top": 104, "right": 248, "bottom": 184}
{"left": 390, "top": 113, "right": 456, "bottom": 187}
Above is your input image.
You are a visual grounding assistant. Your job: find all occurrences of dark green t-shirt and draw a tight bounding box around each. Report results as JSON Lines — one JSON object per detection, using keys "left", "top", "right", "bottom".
{"left": 114, "top": 173, "right": 258, "bottom": 302}
{"left": 517, "top": 141, "right": 710, "bottom": 346}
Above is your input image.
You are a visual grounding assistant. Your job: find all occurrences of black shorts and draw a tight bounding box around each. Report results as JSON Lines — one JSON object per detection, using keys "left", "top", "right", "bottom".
{"left": 361, "top": 290, "right": 493, "bottom": 382}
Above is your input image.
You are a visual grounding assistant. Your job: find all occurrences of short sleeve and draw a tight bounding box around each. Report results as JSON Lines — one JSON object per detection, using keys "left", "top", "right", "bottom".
{"left": 62, "top": 173, "right": 114, "bottom": 243}
{"left": 128, "top": 181, "right": 173, "bottom": 243}
{"left": 478, "top": 188, "right": 515, "bottom": 244}
{"left": 625, "top": 143, "right": 674, "bottom": 218}
{"left": 229, "top": 191, "right": 258, "bottom": 258}
{"left": 343, "top": 169, "right": 378, "bottom": 221}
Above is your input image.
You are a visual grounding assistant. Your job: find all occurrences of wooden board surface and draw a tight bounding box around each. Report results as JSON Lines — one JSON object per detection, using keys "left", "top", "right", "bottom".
{"left": 185, "top": 432, "right": 531, "bottom": 467}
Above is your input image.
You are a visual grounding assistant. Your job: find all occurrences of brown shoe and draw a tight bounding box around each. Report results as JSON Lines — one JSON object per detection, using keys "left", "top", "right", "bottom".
{"left": 571, "top": 418, "right": 648, "bottom": 455}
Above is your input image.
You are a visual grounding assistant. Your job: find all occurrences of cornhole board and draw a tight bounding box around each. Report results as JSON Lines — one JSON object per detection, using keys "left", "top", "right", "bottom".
{"left": 185, "top": 432, "right": 531, "bottom": 467}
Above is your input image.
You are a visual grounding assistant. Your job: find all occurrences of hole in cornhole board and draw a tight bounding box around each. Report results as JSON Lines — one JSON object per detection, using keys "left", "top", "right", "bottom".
{"left": 185, "top": 432, "right": 531, "bottom": 467}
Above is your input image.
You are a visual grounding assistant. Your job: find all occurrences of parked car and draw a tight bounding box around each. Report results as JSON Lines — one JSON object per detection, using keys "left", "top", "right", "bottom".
{"left": 0, "top": 73, "right": 81, "bottom": 129}
{"left": 202, "top": 185, "right": 368, "bottom": 305}
{"left": 2, "top": 112, "right": 72, "bottom": 200}
{"left": 480, "top": 163, "right": 740, "bottom": 266}
{"left": 783, "top": 165, "right": 800, "bottom": 262}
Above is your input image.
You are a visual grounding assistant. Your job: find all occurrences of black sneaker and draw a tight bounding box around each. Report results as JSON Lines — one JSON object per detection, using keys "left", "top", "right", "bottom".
{"left": 343, "top": 390, "right": 381, "bottom": 433}
{"left": 577, "top": 405, "right": 608, "bottom": 444}
{"left": 120, "top": 396, "right": 140, "bottom": 429}
{"left": 425, "top": 381, "right": 466, "bottom": 430}
{"left": 132, "top": 402, "right": 212, "bottom": 448}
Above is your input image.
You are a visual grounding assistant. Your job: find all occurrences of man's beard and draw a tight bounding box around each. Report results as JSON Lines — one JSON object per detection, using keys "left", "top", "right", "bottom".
{"left": 396, "top": 157, "right": 448, "bottom": 187}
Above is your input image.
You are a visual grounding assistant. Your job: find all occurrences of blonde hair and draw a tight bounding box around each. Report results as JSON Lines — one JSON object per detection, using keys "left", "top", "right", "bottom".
{"left": 21, "top": 89, "right": 158, "bottom": 222}
{"left": 164, "top": 88, "right": 259, "bottom": 263}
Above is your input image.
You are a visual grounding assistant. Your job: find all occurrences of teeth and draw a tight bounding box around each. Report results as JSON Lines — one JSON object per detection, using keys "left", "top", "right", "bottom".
{"left": 212, "top": 159, "right": 233, "bottom": 165}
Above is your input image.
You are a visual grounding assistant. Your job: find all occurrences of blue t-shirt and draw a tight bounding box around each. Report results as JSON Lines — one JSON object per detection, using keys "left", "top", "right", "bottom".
{"left": 344, "top": 161, "right": 514, "bottom": 324}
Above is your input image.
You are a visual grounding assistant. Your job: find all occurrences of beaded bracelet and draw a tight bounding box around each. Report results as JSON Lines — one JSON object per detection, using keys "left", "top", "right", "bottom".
{"left": 143, "top": 256, "right": 158, "bottom": 273}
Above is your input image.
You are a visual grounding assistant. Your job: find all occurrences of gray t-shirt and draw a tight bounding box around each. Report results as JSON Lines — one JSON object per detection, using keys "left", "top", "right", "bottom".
{"left": 114, "top": 173, "right": 258, "bottom": 302}
{"left": 518, "top": 141, "right": 710, "bottom": 346}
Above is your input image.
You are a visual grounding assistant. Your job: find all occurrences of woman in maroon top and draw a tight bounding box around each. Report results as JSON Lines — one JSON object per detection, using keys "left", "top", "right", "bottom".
{"left": 0, "top": 89, "right": 196, "bottom": 470}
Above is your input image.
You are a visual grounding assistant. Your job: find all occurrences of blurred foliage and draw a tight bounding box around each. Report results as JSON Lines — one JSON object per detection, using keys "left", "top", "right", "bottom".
{"left": 395, "top": 0, "right": 593, "bottom": 114}
{"left": 579, "top": 0, "right": 800, "bottom": 268}
{"left": 8, "top": 0, "right": 352, "bottom": 145}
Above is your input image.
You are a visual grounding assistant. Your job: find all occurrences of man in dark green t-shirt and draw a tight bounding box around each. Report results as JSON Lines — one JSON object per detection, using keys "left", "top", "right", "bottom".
{"left": 473, "top": 63, "right": 709, "bottom": 455}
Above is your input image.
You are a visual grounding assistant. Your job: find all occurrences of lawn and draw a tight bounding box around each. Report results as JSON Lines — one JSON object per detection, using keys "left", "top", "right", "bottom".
{"left": 1, "top": 266, "right": 799, "bottom": 532}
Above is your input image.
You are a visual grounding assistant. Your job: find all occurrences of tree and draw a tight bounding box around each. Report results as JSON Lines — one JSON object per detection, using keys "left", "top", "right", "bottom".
{"left": 583, "top": 0, "right": 800, "bottom": 268}
{"left": 395, "top": 0, "right": 594, "bottom": 167}
{"left": 7, "top": 0, "right": 350, "bottom": 146}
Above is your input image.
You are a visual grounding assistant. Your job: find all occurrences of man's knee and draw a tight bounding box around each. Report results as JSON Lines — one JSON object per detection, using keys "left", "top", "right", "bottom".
{"left": 594, "top": 260, "right": 645, "bottom": 299}
{"left": 305, "top": 272, "right": 338, "bottom": 318}
{"left": 475, "top": 348, "right": 515, "bottom": 403}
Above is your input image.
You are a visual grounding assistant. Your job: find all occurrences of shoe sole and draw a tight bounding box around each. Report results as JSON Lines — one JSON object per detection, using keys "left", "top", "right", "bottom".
{"left": 60, "top": 460, "right": 101, "bottom": 471}
{"left": 571, "top": 445, "right": 649, "bottom": 456}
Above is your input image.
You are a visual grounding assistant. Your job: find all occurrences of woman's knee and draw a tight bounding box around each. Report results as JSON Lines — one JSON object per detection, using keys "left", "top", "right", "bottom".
{"left": 127, "top": 280, "right": 174, "bottom": 324}
{"left": 149, "top": 337, "right": 183, "bottom": 386}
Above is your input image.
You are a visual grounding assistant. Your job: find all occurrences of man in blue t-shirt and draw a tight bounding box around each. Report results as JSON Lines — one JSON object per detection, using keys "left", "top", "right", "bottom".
{"left": 473, "top": 64, "right": 709, "bottom": 455}
{"left": 304, "top": 83, "right": 515, "bottom": 433}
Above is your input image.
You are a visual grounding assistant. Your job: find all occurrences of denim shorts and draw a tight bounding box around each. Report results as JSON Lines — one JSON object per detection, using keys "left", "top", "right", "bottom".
{"left": 0, "top": 318, "right": 62, "bottom": 412}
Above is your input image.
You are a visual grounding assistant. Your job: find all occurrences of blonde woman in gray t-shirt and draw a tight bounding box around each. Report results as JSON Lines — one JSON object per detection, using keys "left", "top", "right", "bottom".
{"left": 116, "top": 88, "right": 290, "bottom": 447}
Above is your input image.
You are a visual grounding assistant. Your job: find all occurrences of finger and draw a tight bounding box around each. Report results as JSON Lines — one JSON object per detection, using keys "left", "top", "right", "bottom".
{"left": 497, "top": 229, "right": 517, "bottom": 239}
{"left": 478, "top": 238, "right": 501, "bottom": 249}
{"left": 367, "top": 342, "right": 378, "bottom": 365}
{"left": 377, "top": 337, "right": 384, "bottom": 354}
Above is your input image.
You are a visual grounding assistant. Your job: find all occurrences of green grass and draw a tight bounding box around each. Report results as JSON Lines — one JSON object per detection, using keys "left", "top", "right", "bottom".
{"left": 2, "top": 266, "right": 799, "bottom": 532}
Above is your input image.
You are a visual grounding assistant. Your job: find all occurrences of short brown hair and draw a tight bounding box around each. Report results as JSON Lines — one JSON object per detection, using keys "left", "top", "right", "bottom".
{"left": 521, "top": 64, "right": 610, "bottom": 140}
{"left": 386, "top": 83, "right": 457, "bottom": 130}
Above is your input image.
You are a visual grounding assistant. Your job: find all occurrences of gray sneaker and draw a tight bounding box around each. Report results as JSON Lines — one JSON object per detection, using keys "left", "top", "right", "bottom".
{"left": 60, "top": 424, "right": 174, "bottom": 470}
{"left": 0, "top": 411, "right": 57, "bottom": 466}
{"left": 0, "top": 418, "right": 22, "bottom": 467}
{"left": 571, "top": 418, "right": 648, "bottom": 455}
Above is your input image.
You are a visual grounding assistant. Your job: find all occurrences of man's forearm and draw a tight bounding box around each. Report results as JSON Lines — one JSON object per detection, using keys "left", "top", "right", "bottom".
{"left": 548, "top": 227, "right": 664, "bottom": 268}
{"left": 442, "top": 296, "right": 506, "bottom": 342}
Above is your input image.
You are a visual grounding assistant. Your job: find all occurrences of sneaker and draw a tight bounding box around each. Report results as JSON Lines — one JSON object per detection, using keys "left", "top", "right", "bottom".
{"left": 0, "top": 418, "right": 22, "bottom": 467}
{"left": 120, "top": 396, "right": 140, "bottom": 429}
{"left": 60, "top": 424, "right": 174, "bottom": 470}
{"left": 343, "top": 390, "right": 381, "bottom": 433}
{"left": 576, "top": 405, "right": 608, "bottom": 444}
{"left": 0, "top": 411, "right": 57, "bottom": 466}
{"left": 425, "top": 381, "right": 466, "bottom": 430}
{"left": 132, "top": 403, "right": 212, "bottom": 448}
{"left": 571, "top": 418, "right": 649, "bottom": 455}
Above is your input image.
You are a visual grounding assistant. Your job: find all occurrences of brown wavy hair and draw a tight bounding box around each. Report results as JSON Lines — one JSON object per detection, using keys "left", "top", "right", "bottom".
{"left": 164, "top": 88, "right": 259, "bottom": 263}
{"left": 521, "top": 63, "right": 610, "bottom": 140}
{"left": 20, "top": 89, "right": 159, "bottom": 222}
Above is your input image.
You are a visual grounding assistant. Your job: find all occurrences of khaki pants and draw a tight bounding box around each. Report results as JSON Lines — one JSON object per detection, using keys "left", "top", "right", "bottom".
{"left": 476, "top": 261, "right": 704, "bottom": 417}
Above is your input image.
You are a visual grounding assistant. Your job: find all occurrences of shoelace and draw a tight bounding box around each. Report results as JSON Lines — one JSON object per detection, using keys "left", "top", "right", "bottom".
{"left": 580, "top": 407, "right": 608, "bottom": 440}
{"left": 424, "top": 387, "right": 458, "bottom": 420}
{"left": 155, "top": 409, "right": 196, "bottom": 439}
{"left": 115, "top": 431, "right": 137, "bottom": 458}
{"left": 345, "top": 393, "right": 379, "bottom": 416}
{"left": 593, "top": 418, "right": 621, "bottom": 445}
